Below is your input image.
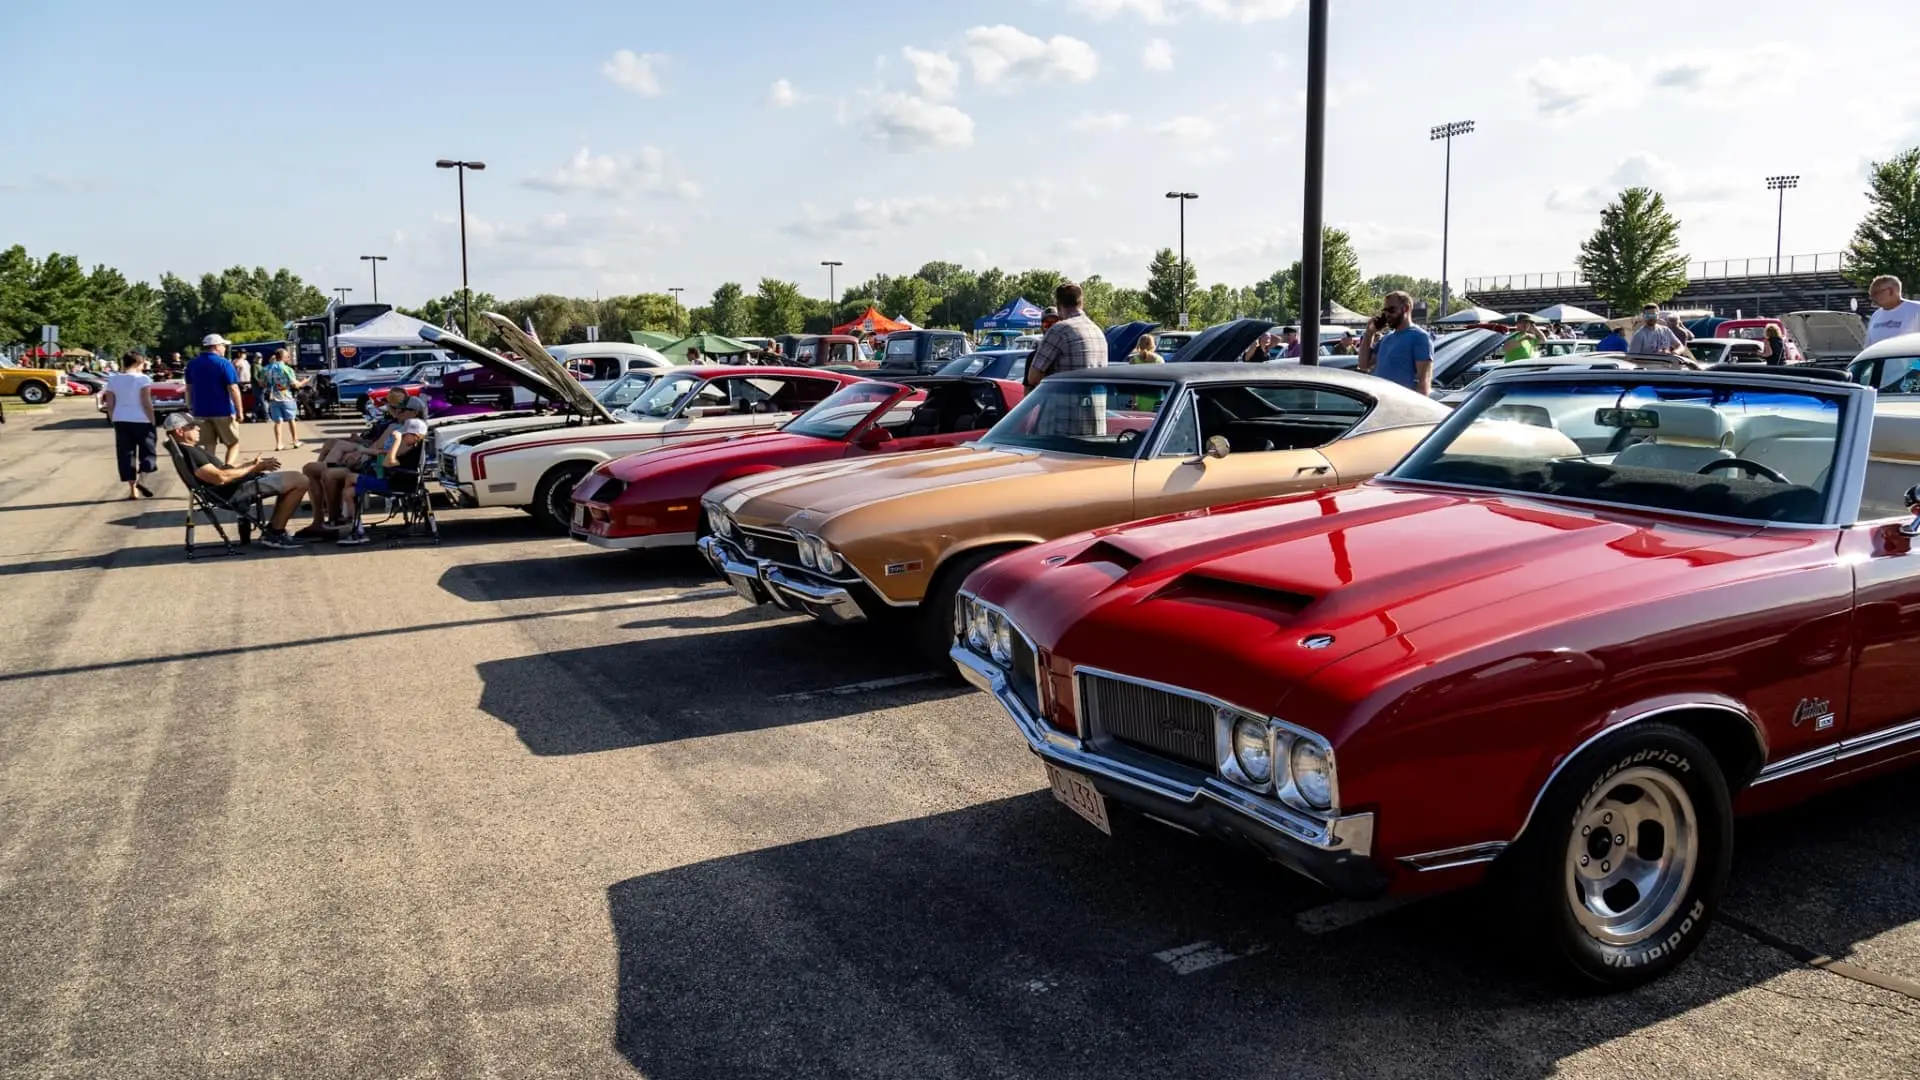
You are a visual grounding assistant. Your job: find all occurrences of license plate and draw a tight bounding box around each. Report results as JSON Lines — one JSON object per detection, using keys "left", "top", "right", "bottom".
{"left": 1046, "top": 763, "right": 1110, "bottom": 835}
{"left": 573, "top": 506, "right": 587, "bottom": 528}
{"left": 725, "top": 572, "right": 760, "bottom": 603}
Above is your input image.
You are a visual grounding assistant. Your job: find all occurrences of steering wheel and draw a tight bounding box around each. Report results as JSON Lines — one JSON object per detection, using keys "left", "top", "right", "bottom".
{"left": 1698, "top": 458, "right": 1790, "bottom": 484}
{"left": 1115, "top": 429, "right": 1141, "bottom": 447}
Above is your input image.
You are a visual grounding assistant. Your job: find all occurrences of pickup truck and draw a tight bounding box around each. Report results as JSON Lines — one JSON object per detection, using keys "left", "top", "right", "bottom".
{"left": 0, "top": 358, "right": 66, "bottom": 404}
{"left": 874, "top": 329, "right": 973, "bottom": 376}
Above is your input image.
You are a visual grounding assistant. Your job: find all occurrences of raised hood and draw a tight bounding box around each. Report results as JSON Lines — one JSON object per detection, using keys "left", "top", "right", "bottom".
{"left": 418, "top": 324, "right": 582, "bottom": 410}
{"left": 1172, "top": 317, "right": 1276, "bottom": 364}
{"left": 1784, "top": 310, "right": 1866, "bottom": 359}
{"left": 1038, "top": 483, "right": 1762, "bottom": 709}
{"left": 713, "top": 445, "right": 1118, "bottom": 523}
{"left": 480, "top": 312, "right": 618, "bottom": 422}
{"left": 602, "top": 429, "right": 796, "bottom": 481}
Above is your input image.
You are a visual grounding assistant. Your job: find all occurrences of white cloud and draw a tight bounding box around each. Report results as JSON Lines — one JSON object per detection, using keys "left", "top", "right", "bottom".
{"left": 521, "top": 147, "right": 700, "bottom": 199}
{"left": 1149, "top": 116, "right": 1216, "bottom": 142}
{"left": 867, "top": 93, "right": 976, "bottom": 152}
{"left": 601, "top": 50, "right": 665, "bottom": 96}
{"left": 1523, "top": 45, "right": 1805, "bottom": 120}
{"left": 902, "top": 47, "right": 960, "bottom": 100}
{"left": 766, "top": 78, "right": 797, "bottom": 108}
{"left": 1545, "top": 152, "right": 1741, "bottom": 213}
{"left": 1069, "top": 111, "right": 1131, "bottom": 133}
{"left": 785, "top": 194, "right": 1011, "bottom": 242}
{"left": 1142, "top": 39, "right": 1175, "bottom": 72}
{"left": 964, "top": 25, "right": 1099, "bottom": 86}
{"left": 1073, "top": 0, "right": 1300, "bottom": 22}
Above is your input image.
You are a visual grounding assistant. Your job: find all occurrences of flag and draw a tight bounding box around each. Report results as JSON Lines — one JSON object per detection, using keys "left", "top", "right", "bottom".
{"left": 523, "top": 316, "right": 540, "bottom": 344}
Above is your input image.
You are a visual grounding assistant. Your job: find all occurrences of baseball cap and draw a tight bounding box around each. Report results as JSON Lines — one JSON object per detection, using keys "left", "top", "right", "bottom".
{"left": 162, "top": 412, "right": 196, "bottom": 433}
{"left": 1042, "top": 306, "right": 1059, "bottom": 317}
{"left": 202, "top": 333, "right": 230, "bottom": 347}
{"left": 401, "top": 394, "right": 430, "bottom": 418}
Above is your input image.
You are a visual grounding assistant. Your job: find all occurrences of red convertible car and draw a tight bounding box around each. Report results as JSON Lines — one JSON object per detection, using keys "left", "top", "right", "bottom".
{"left": 570, "top": 375, "right": 1025, "bottom": 549}
{"left": 955, "top": 366, "right": 1917, "bottom": 988}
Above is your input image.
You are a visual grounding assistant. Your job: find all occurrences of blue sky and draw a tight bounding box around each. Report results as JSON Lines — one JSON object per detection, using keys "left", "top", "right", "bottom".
{"left": 2, "top": 0, "right": 1910, "bottom": 309}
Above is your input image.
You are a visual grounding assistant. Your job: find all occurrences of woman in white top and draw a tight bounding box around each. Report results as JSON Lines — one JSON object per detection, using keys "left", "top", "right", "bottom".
{"left": 101, "top": 352, "right": 158, "bottom": 499}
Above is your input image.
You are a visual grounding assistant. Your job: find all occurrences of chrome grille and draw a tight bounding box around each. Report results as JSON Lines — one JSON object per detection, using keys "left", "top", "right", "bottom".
{"left": 1080, "top": 673, "right": 1216, "bottom": 770}
{"left": 738, "top": 526, "right": 801, "bottom": 566}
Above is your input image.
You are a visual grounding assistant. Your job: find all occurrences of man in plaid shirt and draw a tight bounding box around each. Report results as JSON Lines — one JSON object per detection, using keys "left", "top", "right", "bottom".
{"left": 1024, "top": 282, "right": 1109, "bottom": 435}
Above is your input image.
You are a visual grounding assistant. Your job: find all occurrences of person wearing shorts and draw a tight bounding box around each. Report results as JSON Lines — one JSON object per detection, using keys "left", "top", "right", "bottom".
{"left": 162, "top": 413, "right": 317, "bottom": 549}
{"left": 260, "top": 347, "right": 305, "bottom": 450}
{"left": 331, "top": 397, "right": 430, "bottom": 546}
{"left": 186, "top": 333, "right": 243, "bottom": 465}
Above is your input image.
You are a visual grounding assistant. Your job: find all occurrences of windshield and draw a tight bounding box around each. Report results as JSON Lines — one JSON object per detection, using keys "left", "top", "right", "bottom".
{"left": 978, "top": 379, "right": 1170, "bottom": 458}
{"left": 1852, "top": 350, "right": 1920, "bottom": 393}
{"left": 625, "top": 372, "right": 704, "bottom": 418}
{"left": 599, "top": 371, "right": 660, "bottom": 410}
{"left": 1391, "top": 378, "right": 1849, "bottom": 525}
{"left": 785, "top": 382, "right": 907, "bottom": 439}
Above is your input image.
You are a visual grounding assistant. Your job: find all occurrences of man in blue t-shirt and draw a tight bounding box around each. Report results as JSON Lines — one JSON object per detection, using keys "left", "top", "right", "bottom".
{"left": 185, "top": 333, "right": 243, "bottom": 464}
{"left": 1596, "top": 325, "right": 1629, "bottom": 353}
{"left": 1358, "top": 290, "right": 1434, "bottom": 395}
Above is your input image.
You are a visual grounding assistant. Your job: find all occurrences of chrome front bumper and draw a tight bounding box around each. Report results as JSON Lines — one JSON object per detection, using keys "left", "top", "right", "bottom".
{"left": 576, "top": 529, "right": 697, "bottom": 551}
{"left": 952, "top": 645, "right": 1387, "bottom": 898}
{"left": 698, "top": 536, "right": 868, "bottom": 626}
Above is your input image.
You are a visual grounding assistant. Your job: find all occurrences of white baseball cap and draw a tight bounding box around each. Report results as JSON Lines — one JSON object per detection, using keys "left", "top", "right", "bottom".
{"left": 202, "top": 333, "right": 230, "bottom": 347}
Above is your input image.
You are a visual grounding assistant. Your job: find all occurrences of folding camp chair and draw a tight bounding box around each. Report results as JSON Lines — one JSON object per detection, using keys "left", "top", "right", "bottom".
{"left": 163, "top": 437, "right": 270, "bottom": 558}
{"left": 349, "top": 441, "right": 439, "bottom": 546}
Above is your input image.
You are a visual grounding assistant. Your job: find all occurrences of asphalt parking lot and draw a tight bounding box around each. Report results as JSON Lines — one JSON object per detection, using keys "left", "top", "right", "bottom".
{"left": 3, "top": 398, "right": 1919, "bottom": 1079}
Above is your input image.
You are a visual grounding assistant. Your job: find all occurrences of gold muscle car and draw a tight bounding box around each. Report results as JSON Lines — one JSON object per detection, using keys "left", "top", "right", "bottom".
{"left": 700, "top": 349, "right": 1453, "bottom": 662}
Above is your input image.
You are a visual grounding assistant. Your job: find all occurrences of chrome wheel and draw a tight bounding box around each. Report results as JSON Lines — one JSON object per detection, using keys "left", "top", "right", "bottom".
{"left": 1564, "top": 766, "right": 1698, "bottom": 946}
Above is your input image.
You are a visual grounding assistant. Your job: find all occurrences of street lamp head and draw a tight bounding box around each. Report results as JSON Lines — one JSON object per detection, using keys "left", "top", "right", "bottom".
{"left": 1765, "top": 175, "right": 1800, "bottom": 190}
{"left": 359, "top": 254, "right": 387, "bottom": 262}
{"left": 821, "top": 260, "right": 842, "bottom": 267}
{"left": 436, "top": 159, "right": 485, "bottom": 170}
{"left": 1430, "top": 120, "right": 1475, "bottom": 141}
{"left": 1165, "top": 191, "right": 1197, "bottom": 200}
{"left": 435, "top": 159, "right": 458, "bottom": 169}
{"left": 466, "top": 161, "right": 486, "bottom": 171}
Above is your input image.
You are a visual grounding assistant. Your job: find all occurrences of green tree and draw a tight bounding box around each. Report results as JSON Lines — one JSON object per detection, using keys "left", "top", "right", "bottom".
{"left": 942, "top": 268, "right": 1006, "bottom": 329}
{"left": 1011, "top": 269, "right": 1065, "bottom": 311}
{"left": 751, "top": 278, "right": 808, "bottom": 336}
{"left": 1245, "top": 268, "right": 1293, "bottom": 322}
{"left": 0, "top": 246, "right": 33, "bottom": 343}
{"left": 1282, "top": 227, "right": 1369, "bottom": 318}
{"left": 1576, "top": 187, "right": 1689, "bottom": 313}
{"left": 1145, "top": 248, "right": 1196, "bottom": 324}
{"left": 881, "top": 276, "right": 939, "bottom": 325}
{"left": 1364, "top": 273, "right": 1444, "bottom": 317}
{"left": 1847, "top": 146, "right": 1920, "bottom": 291}
{"left": 705, "top": 282, "right": 750, "bottom": 336}
{"left": 216, "top": 292, "right": 283, "bottom": 338}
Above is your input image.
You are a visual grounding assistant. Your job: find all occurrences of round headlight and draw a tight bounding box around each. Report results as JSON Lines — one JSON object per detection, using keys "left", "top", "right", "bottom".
{"left": 709, "top": 507, "right": 733, "bottom": 537}
{"left": 1231, "top": 715, "right": 1272, "bottom": 784}
{"left": 1291, "top": 740, "right": 1334, "bottom": 809}
{"left": 968, "top": 603, "right": 992, "bottom": 650}
{"left": 989, "top": 613, "right": 1014, "bottom": 664}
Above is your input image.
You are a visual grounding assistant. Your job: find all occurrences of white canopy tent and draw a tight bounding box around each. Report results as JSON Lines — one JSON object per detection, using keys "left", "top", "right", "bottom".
{"left": 329, "top": 309, "right": 441, "bottom": 349}
{"left": 1532, "top": 303, "right": 1607, "bottom": 323}
{"left": 1433, "top": 305, "right": 1504, "bottom": 325}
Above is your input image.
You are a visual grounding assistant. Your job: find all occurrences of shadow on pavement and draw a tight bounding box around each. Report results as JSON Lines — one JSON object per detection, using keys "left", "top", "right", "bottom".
{"left": 475, "top": 619, "right": 967, "bottom": 755}
{"left": 606, "top": 776, "right": 1920, "bottom": 1079}
{"left": 440, "top": 549, "right": 712, "bottom": 602}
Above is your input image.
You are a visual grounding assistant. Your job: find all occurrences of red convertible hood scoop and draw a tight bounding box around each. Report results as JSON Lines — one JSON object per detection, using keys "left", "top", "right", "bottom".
{"left": 1068, "top": 483, "right": 1743, "bottom": 685}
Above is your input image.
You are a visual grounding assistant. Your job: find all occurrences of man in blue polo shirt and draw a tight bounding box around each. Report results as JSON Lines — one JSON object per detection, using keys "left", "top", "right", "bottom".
{"left": 186, "top": 333, "right": 243, "bottom": 465}
{"left": 1357, "top": 290, "right": 1433, "bottom": 396}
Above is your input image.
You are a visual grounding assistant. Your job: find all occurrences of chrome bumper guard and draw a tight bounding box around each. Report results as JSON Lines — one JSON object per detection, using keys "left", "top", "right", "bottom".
{"left": 952, "top": 645, "right": 1387, "bottom": 898}
{"left": 698, "top": 536, "right": 868, "bottom": 626}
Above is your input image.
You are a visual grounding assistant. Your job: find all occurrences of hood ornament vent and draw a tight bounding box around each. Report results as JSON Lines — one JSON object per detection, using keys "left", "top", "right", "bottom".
{"left": 1300, "top": 633, "right": 1335, "bottom": 650}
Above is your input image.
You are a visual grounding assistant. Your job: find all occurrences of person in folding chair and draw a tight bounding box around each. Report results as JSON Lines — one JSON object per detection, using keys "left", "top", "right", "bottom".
{"left": 331, "top": 396, "right": 433, "bottom": 546}
{"left": 162, "top": 413, "right": 314, "bottom": 550}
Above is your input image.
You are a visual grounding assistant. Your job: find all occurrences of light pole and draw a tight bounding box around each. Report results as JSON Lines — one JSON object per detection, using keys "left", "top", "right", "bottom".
{"left": 1298, "top": 0, "right": 1328, "bottom": 364}
{"left": 359, "top": 254, "right": 388, "bottom": 303}
{"left": 333, "top": 287, "right": 352, "bottom": 304}
{"left": 1164, "top": 192, "right": 1197, "bottom": 327}
{"left": 668, "top": 287, "right": 685, "bottom": 335}
{"left": 821, "top": 260, "right": 843, "bottom": 313}
{"left": 1430, "top": 120, "right": 1475, "bottom": 319}
{"left": 1766, "top": 175, "right": 1799, "bottom": 273}
{"left": 435, "top": 159, "right": 486, "bottom": 335}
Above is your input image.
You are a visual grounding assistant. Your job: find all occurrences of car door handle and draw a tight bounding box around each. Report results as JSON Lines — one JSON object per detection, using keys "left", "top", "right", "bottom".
{"left": 1295, "top": 465, "right": 1330, "bottom": 476}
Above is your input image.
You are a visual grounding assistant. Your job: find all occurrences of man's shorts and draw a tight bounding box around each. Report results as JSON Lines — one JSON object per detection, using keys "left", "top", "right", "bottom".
{"left": 267, "top": 400, "right": 297, "bottom": 423}
{"left": 196, "top": 415, "right": 239, "bottom": 447}
{"left": 249, "top": 472, "right": 296, "bottom": 497}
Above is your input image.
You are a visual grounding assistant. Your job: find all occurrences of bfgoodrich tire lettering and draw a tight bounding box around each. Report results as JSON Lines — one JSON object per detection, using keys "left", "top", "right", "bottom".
{"left": 531, "top": 462, "right": 592, "bottom": 535}
{"left": 1515, "top": 722, "right": 1733, "bottom": 990}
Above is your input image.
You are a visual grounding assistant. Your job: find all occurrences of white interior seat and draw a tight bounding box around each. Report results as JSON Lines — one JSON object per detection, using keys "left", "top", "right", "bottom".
{"left": 1613, "top": 402, "right": 1733, "bottom": 473}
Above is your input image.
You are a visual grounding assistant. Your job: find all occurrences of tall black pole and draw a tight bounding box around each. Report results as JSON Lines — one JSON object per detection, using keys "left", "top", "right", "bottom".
{"left": 1298, "top": 0, "right": 1328, "bottom": 365}
{"left": 457, "top": 168, "right": 470, "bottom": 337}
{"left": 1178, "top": 199, "right": 1186, "bottom": 324}
{"left": 1440, "top": 136, "right": 1452, "bottom": 318}
{"left": 371, "top": 259, "right": 380, "bottom": 303}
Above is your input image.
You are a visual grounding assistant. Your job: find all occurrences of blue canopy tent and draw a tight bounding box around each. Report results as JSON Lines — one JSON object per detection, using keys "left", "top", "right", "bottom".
{"left": 975, "top": 296, "right": 1045, "bottom": 331}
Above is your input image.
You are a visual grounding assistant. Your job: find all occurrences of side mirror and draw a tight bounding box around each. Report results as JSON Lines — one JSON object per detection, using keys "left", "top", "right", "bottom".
{"left": 1903, "top": 485, "right": 1920, "bottom": 537}
{"left": 856, "top": 426, "right": 893, "bottom": 448}
{"left": 1204, "top": 435, "right": 1232, "bottom": 460}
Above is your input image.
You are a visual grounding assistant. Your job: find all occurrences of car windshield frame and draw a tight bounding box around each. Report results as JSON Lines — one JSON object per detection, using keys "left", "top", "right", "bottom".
{"left": 599, "top": 371, "right": 660, "bottom": 411}
{"left": 625, "top": 371, "right": 711, "bottom": 419}
{"left": 975, "top": 377, "right": 1173, "bottom": 460}
{"left": 1385, "top": 371, "right": 1868, "bottom": 529}
{"left": 782, "top": 382, "right": 909, "bottom": 440}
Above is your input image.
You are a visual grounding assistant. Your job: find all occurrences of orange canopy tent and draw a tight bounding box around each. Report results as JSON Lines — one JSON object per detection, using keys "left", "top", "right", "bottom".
{"left": 831, "top": 306, "right": 911, "bottom": 336}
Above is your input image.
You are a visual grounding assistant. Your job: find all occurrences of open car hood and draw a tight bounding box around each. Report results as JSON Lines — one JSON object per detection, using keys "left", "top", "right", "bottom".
{"left": 416, "top": 324, "right": 596, "bottom": 413}
{"left": 479, "top": 313, "right": 619, "bottom": 422}
{"left": 1174, "top": 317, "right": 1276, "bottom": 365}
{"left": 1105, "top": 320, "right": 1160, "bottom": 360}
{"left": 1784, "top": 310, "right": 1867, "bottom": 358}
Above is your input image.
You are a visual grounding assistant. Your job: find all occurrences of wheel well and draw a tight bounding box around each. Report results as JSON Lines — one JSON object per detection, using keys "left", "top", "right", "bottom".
{"left": 1660, "top": 707, "right": 1766, "bottom": 791}
{"left": 930, "top": 540, "right": 1031, "bottom": 589}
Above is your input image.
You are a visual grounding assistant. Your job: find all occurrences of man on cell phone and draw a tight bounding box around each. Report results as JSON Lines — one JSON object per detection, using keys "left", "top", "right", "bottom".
{"left": 1356, "top": 290, "right": 1433, "bottom": 395}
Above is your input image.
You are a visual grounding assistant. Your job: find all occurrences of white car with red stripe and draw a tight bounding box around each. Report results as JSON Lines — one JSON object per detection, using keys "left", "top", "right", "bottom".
{"left": 435, "top": 363, "right": 863, "bottom": 533}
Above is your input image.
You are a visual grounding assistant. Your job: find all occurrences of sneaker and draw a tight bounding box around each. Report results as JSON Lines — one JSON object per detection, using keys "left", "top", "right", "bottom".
{"left": 336, "top": 526, "right": 371, "bottom": 546}
{"left": 294, "top": 524, "right": 340, "bottom": 540}
{"left": 259, "top": 529, "right": 305, "bottom": 550}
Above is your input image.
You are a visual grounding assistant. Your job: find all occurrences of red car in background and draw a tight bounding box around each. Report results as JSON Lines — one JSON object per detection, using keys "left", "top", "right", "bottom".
{"left": 571, "top": 375, "right": 1025, "bottom": 550}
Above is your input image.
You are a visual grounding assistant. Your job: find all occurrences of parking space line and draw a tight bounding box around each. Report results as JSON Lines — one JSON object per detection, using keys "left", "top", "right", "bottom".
{"left": 770, "top": 673, "right": 945, "bottom": 703}
{"left": 1294, "top": 896, "right": 1422, "bottom": 936}
{"left": 1720, "top": 912, "right": 1920, "bottom": 1003}
{"left": 1153, "top": 940, "right": 1270, "bottom": 975}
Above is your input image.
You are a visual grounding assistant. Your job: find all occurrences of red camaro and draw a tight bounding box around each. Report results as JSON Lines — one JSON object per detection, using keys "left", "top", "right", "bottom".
{"left": 954, "top": 366, "right": 1917, "bottom": 988}
{"left": 570, "top": 375, "right": 1025, "bottom": 550}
